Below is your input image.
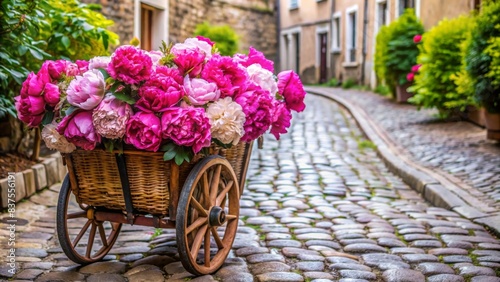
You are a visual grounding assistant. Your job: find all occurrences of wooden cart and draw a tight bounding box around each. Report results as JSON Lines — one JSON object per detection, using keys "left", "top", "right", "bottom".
{"left": 56, "top": 142, "right": 253, "bottom": 275}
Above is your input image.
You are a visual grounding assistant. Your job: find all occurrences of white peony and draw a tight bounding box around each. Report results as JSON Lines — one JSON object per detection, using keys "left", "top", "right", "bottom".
{"left": 88, "top": 56, "right": 111, "bottom": 70}
{"left": 41, "top": 122, "right": 76, "bottom": 153}
{"left": 246, "top": 63, "right": 278, "bottom": 95}
{"left": 206, "top": 97, "right": 246, "bottom": 145}
{"left": 171, "top": 38, "right": 212, "bottom": 59}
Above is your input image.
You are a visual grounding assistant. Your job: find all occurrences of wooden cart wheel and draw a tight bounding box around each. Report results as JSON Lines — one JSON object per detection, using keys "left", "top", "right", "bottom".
{"left": 56, "top": 175, "right": 122, "bottom": 264}
{"left": 176, "top": 156, "right": 240, "bottom": 275}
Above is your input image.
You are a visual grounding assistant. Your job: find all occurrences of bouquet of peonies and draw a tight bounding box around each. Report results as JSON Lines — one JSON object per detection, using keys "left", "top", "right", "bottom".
{"left": 15, "top": 36, "right": 306, "bottom": 164}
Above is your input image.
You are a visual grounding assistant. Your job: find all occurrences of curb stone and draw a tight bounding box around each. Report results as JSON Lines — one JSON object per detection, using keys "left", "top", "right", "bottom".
{"left": 0, "top": 152, "right": 66, "bottom": 209}
{"left": 305, "top": 86, "right": 500, "bottom": 237}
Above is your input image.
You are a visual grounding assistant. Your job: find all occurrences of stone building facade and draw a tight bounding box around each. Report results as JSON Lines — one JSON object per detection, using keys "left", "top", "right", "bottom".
{"left": 82, "top": 0, "right": 277, "bottom": 63}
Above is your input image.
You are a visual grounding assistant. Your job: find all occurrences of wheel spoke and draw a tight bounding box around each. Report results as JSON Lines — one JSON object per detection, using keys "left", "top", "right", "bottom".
{"left": 67, "top": 211, "right": 86, "bottom": 219}
{"left": 97, "top": 222, "right": 108, "bottom": 247}
{"left": 202, "top": 172, "right": 210, "bottom": 208}
{"left": 190, "top": 196, "right": 208, "bottom": 217}
{"left": 86, "top": 222, "right": 97, "bottom": 258}
{"left": 72, "top": 219, "right": 92, "bottom": 247}
{"left": 186, "top": 216, "right": 208, "bottom": 235}
{"left": 209, "top": 165, "right": 221, "bottom": 205}
{"left": 225, "top": 214, "right": 238, "bottom": 221}
{"left": 211, "top": 227, "right": 224, "bottom": 249}
{"left": 216, "top": 180, "right": 233, "bottom": 206}
{"left": 204, "top": 228, "right": 211, "bottom": 267}
{"left": 190, "top": 225, "right": 208, "bottom": 258}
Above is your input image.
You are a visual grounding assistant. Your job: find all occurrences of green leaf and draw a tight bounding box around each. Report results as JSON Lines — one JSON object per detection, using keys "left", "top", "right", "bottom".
{"left": 65, "top": 106, "right": 78, "bottom": 116}
{"left": 160, "top": 143, "right": 176, "bottom": 152}
{"left": 61, "top": 36, "right": 70, "bottom": 48}
{"left": 174, "top": 153, "right": 185, "bottom": 166}
{"left": 112, "top": 92, "right": 135, "bottom": 105}
{"left": 163, "top": 150, "right": 176, "bottom": 161}
{"left": 29, "top": 48, "right": 44, "bottom": 60}
{"left": 97, "top": 68, "right": 110, "bottom": 80}
{"left": 41, "top": 111, "right": 55, "bottom": 125}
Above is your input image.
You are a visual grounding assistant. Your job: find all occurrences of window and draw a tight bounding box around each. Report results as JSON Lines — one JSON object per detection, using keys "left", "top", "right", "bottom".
{"left": 332, "top": 12, "right": 341, "bottom": 52}
{"left": 134, "top": 0, "right": 168, "bottom": 51}
{"left": 346, "top": 7, "right": 357, "bottom": 63}
{"left": 290, "top": 0, "right": 298, "bottom": 9}
{"left": 377, "top": 1, "right": 389, "bottom": 29}
{"left": 398, "top": 0, "right": 415, "bottom": 15}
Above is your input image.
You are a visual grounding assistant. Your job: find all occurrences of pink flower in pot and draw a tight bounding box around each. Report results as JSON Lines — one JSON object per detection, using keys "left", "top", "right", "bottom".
{"left": 407, "top": 72, "right": 415, "bottom": 82}
{"left": 413, "top": 34, "right": 422, "bottom": 44}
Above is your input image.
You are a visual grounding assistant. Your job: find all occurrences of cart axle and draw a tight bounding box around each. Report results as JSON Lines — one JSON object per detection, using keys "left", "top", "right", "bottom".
{"left": 94, "top": 211, "right": 176, "bottom": 229}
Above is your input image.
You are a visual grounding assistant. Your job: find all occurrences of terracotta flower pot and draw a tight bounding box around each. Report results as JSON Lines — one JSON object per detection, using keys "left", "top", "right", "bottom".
{"left": 484, "top": 111, "right": 500, "bottom": 140}
{"left": 396, "top": 82, "right": 413, "bottom": 103}
{"left": 464, "top": 105, "right": 486, "bottom": 128}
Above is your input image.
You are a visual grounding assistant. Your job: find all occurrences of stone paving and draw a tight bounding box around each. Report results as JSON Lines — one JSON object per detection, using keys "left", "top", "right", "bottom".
{"left": 1, "top": 95, "right": 500, "bottom": 281}
{"left": 307, "top": 86, "right": 500, "bottom": 212}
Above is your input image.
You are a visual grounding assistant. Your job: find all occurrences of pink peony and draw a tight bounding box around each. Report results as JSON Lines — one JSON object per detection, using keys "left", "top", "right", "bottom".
{"left": 407, "top": 72, "right": 415, "bottom": 81}
{"left": 171, "top": 37, "right": 213, "bottom": 59}
{"left": 88, "top": 56, "right": 111, "bottom": 70}
{"left": 66, "top": 63, "right": 80, "bottom": 77}
{"left": 413, "top": 34, "right": 422, "bottom": 44}
{"left": 411, "top": 64, "right": 422, "bottom": 73}
{"left": 234, "top": 47, "right": 274, "bottom": 72}
{"left": 201, "top": 54, "right": 247, "bottom": 98}
{"left": 43, "top": 60, "right": 69, "bottom": 80}
{"left": 43, "top": 83, "right": 60, "bottom": 107}
{"left": 235, "top": 84, "right": 273, "bottom": 142}
{"left": 136, "top": 66, "right": 184, "bottom": 112}
{"left": 20, "top": 72, "right": 46, "bottom": 97}
{"left": 107, "top": 45, "right": 153, "bottom": 85}
{"left": 76, "top": 60, "right": 89, "bottom": 73}
{"left": 147, "top": 50, "right": 163, "bottom": 66}
{"left": 92, "top": 94, "right": 133, "bottom": 139}
{"left": 246, "top": 64, "right": 278, "bottom": 95}
{"left": 277, "top": 70, "right": 306, "bottom": 112}
{"left": 125, "top": 112, "right": 162, "bottom": 151}
{"left": 173, "top": 48, "right": 205, "bottom": 77}
{"left": 183, "top": 76, "right": 220, "bottom": 105}
{"left": 67, "top": 69, "right": 106, "bottom": 110}
{"left": 57, "top": 111, "right": 101, "bottom": 150}
{"left": 14, "top": 94, "right": 46, "bottom": 127}
{"left": 161, "top": 107, "right": 211, "bottom": 153}
{"left": 196, "top": 36, "right": 214, "bottom": 46}
{"left": 270, "top": 101, "right": 292, "bottom": 140}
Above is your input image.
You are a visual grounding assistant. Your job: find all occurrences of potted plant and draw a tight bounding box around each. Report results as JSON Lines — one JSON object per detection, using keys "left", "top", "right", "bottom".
{"left": 375, "top": 9, "right": 424, "bottom": 102}
{"left": 465, "top": 0, "right": 500, "bottom": 140}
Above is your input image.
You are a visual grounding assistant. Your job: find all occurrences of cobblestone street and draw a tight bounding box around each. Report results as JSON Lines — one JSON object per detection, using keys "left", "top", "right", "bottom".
{"left": 1, "top": 94, "right": 500, "bottom": 281}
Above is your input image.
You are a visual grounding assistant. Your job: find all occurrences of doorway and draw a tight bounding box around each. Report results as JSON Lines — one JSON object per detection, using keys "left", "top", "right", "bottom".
{"left": 319, "top": 33, "right": 328, "bottom": 84}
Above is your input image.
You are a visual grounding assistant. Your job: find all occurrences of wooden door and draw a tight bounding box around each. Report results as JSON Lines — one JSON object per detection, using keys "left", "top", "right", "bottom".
{"left": 319, "top": 33, "right": 327, "bottom": 84}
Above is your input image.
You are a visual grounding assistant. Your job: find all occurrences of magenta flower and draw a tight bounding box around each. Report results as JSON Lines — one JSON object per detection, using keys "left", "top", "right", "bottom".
{"left": 161, "top": 107, "right": 211, "bottom": 153}
{"left": 107, "top": 45, "right": 153, "bottom": 85}
{"left": 183, "top": 76, "right": 220, "bottom": 105}
{"left": 57, "top": 111, "right": 101, "bottom": 150}
{"left": 43, "top": 60, "right": 69, "bottom": 80}
{"left": 277, "top": 70, "right": 306, "bottom": 112}
{"left": 201, "top": 54, "right": 247, "bottom": 98}
{"left": 20, "top": 72, "right": 47, "bottom": 97}
{"left": 136, "top": 66, "right": 184, "bottom": 112}
{"left": 196, "top": 36, "right": 214, "bottom": 46}
{"left": 413, "top": 34, "right": 422, "bottom": 44}
{"left": 173, "top": 48, "right": 205, "bottom": 77}
{"left": 65, "top": 63, "right": 80, "bottom": 77}
{"left": 172, "top": 38, "right": 213, "bottom": 59}
{"left": 407, "top": 72, "right": 415, "bottom": 82}
{"left": 88, "top": 56, "right": 111, "bottom": 70}
{"left": 92, "top": 94, "right": 133, "bottom": 139}
{"left": 147, "top": 51, "right": 163, "bottom": 67}
{"left": 14, "top": 94, "right": 46, "bottom": 127}
{"left": 43, "top": 83, "right": 60, "bottom": 107}
{"left": 411, "top": 64, "right": 422, "bottom": 73}
{"left": 125, "top": 112, "right": 162, "bottom": 152}
{"left": 234, "top": 47, "right": 274, "bottom": 72}
{"left": 76, "top": 60, "right": 89, "bottom": 73}
{"left": 270, "top": 101, "right": 292, "bottom": 140}
{"left": 67, "top": 69, "right": 106, "bottom": 110}
{"left": 235, "top": 84, "right": 273, "bottom": 142}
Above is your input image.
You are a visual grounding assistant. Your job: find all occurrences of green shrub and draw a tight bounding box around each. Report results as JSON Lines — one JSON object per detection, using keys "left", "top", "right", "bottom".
{"left": 341, "top": 78, "right": 357, "bottom": 89}
{"left": 0, "top": 0, "right": 119, "bottom": 119}
{"left": 194, "top": 22, "right": 239, "bottom": 56}
{"left": 465, "top": 0, "right": 500, "bottom": 113}
{"left": 374, "top": 9, "right": 424, "bottom": 95}
{"left": 325, "top": 78, "right": 339, "bottom": 87}
{"left": 374, "top": 84, "right": 391, "bottom": 96}
{"left": 409, "top": 16, "right": 475, "bottom": 117}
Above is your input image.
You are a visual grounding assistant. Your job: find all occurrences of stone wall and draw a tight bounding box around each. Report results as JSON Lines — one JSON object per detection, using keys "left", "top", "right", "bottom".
{"left": 169, "top": 0, "right": 208, "bottom": 44}
{"left": 81, "top": 0, "right": 135, "bottom": 45}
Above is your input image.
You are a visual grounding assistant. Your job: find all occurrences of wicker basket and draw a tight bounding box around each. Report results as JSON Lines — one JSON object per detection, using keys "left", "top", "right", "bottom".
{"left": 64, "top": 142, "right": 252, "bottom": 216}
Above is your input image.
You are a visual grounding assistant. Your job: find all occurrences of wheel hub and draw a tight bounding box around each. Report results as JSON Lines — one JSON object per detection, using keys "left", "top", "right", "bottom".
{"left": 208, "top": 206, "right": 226, "bottom": 226}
